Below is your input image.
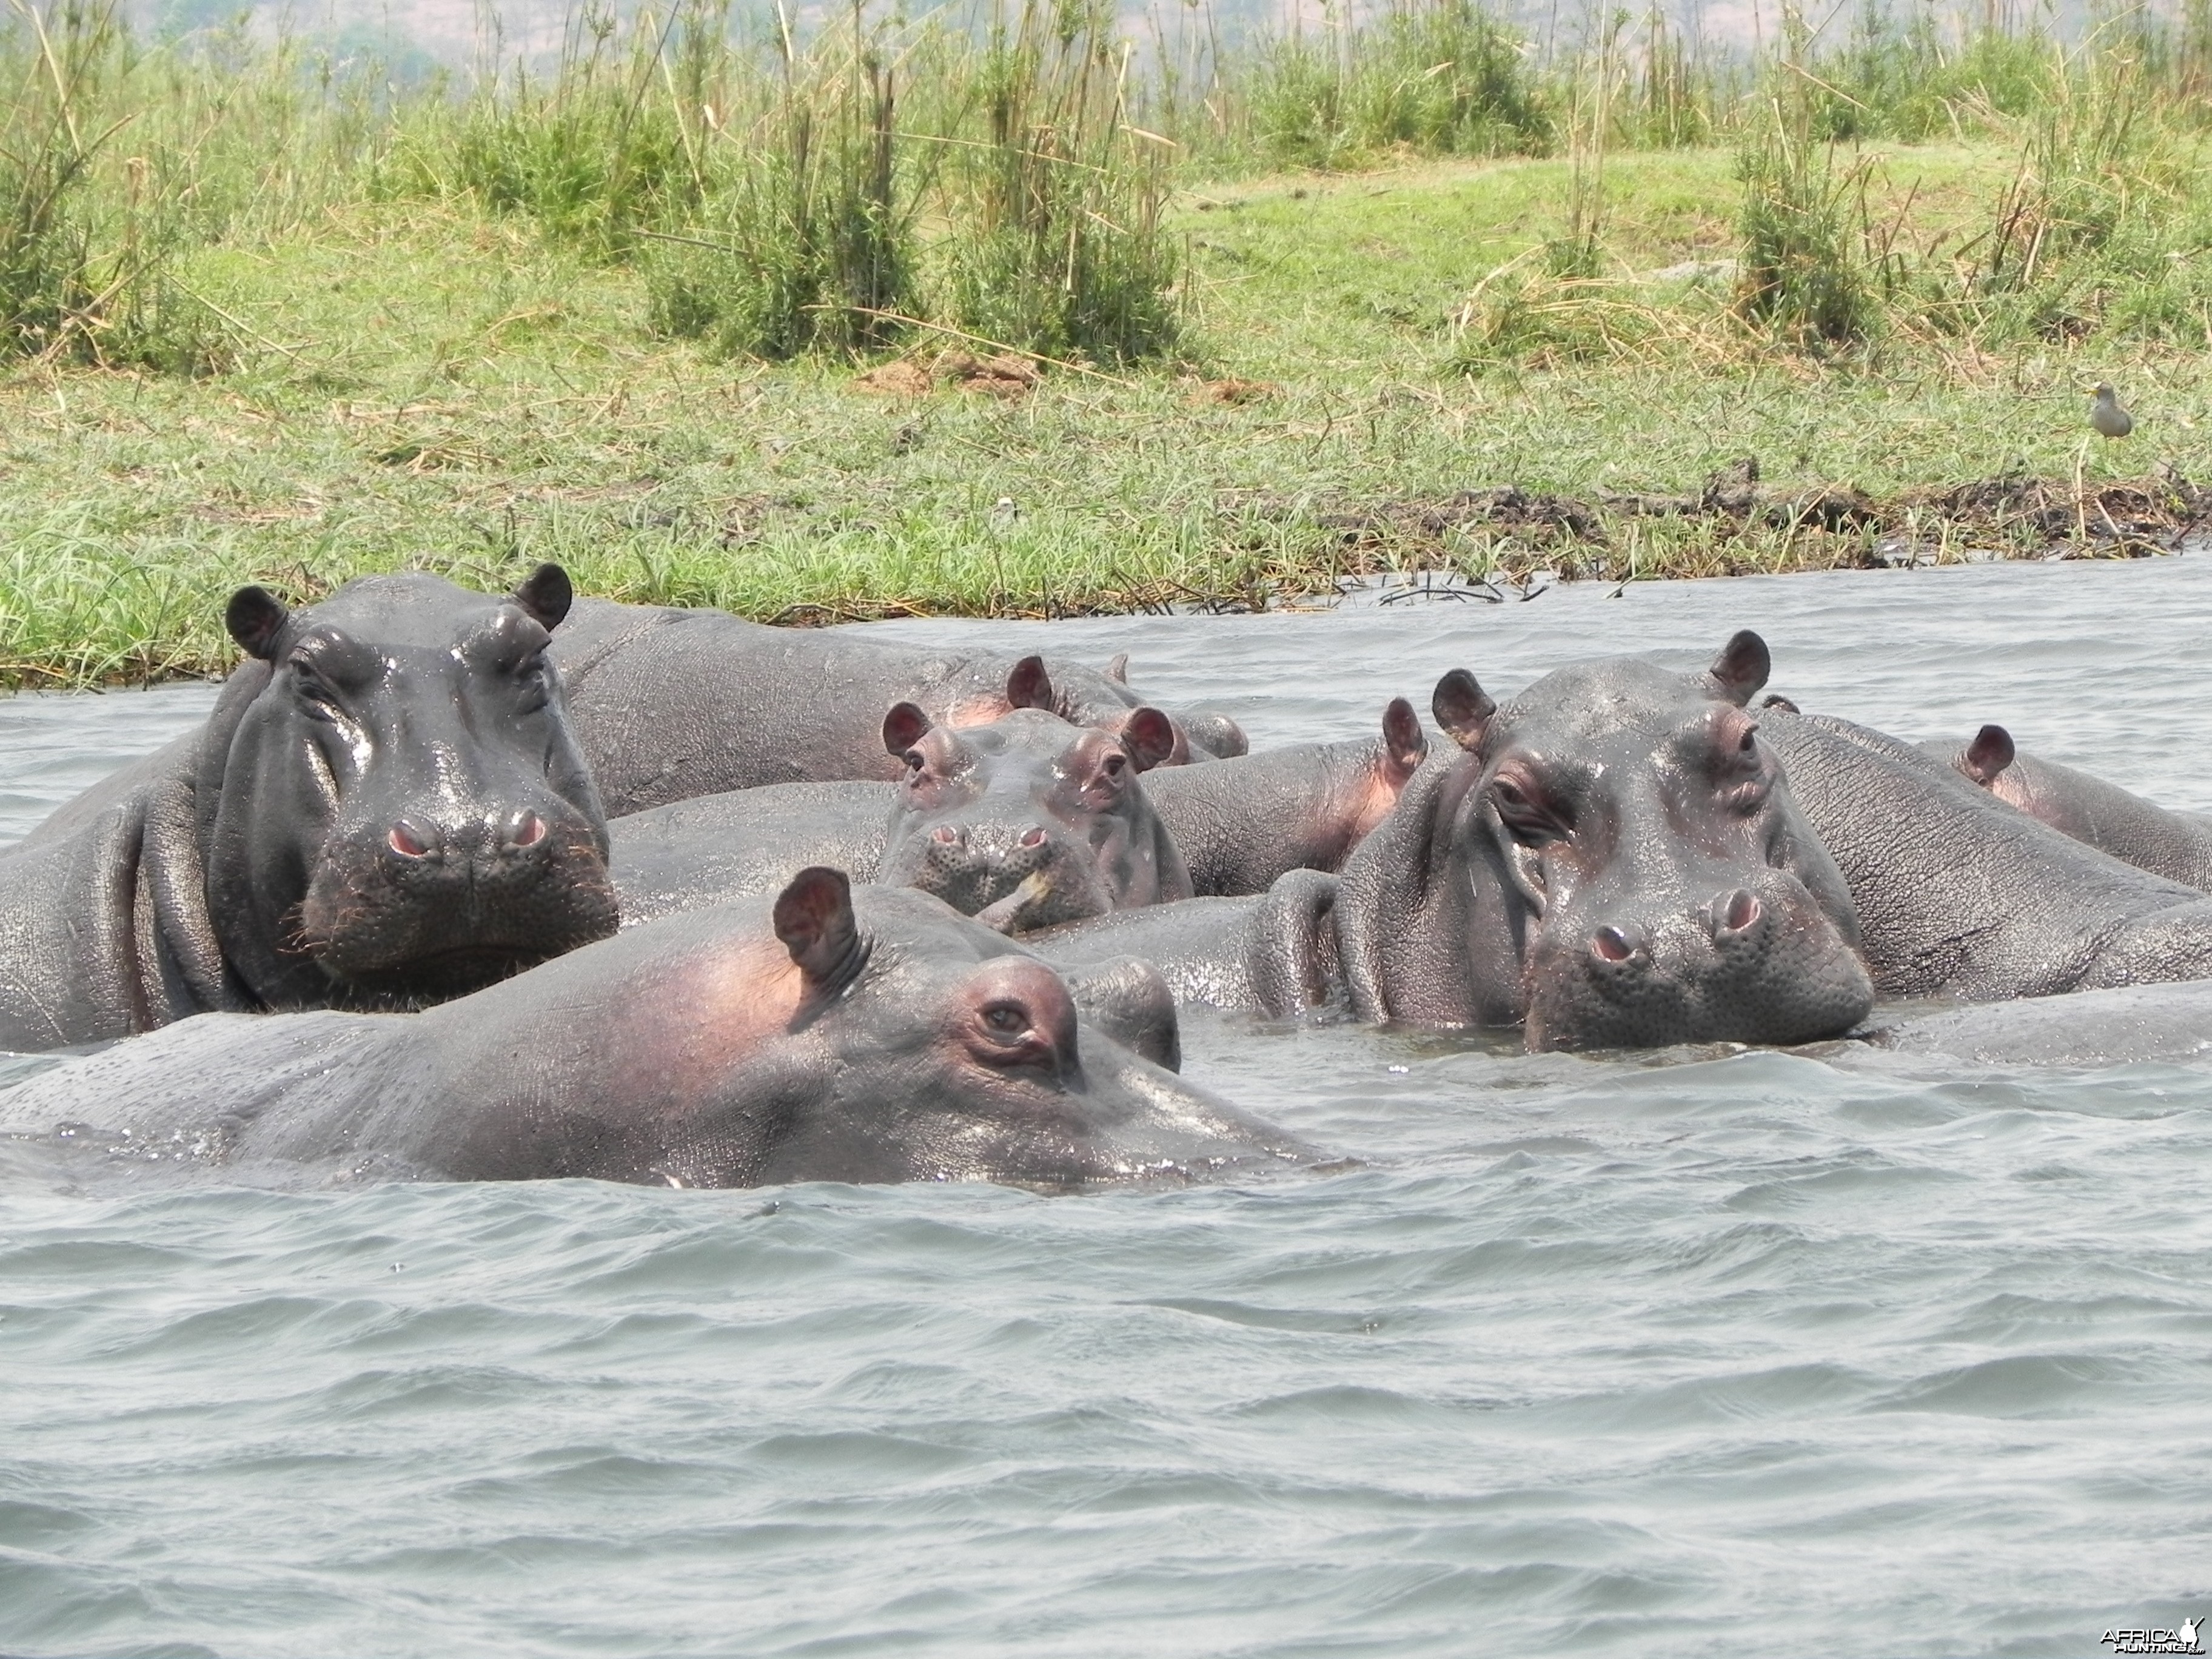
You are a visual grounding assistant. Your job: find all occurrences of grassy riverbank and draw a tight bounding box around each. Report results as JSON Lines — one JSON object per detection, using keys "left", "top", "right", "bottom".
{"left": 9, "top": 0, "right": 2212, "bottom": 683}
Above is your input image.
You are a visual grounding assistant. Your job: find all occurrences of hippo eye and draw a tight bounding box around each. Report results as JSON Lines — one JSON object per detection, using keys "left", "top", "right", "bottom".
{"left": 980, "top": 1001, "right": 1031, "bottom": 1041}
{"left": 512, "top": 651, "right": 552, "bottom": 709}
{"left": 289, "top": 660, "right": 340, "bottom": 717}
{"left": 1103, "top": 752, "right": 1127, "bottom": 776}
{"left": 902, "top": 749, "right": 925, "bottom": 773}
{"left": 1492, "top": 777, "right": 1565, "bottom": 843}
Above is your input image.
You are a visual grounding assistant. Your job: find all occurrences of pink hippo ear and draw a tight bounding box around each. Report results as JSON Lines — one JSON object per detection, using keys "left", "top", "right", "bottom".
{"left": 883, "top": 701, "right": 933, "bottom": 757}
{"left": 1432, "top": 669, "right": 1496, "bottom": 754}
{"left": 773, "top": 866, "right": 866, "bottom": 995}
{"left": 225, "top": 585, "right": 291, "bottom": 662}
{"left": 1007, "top": 655, "right": 1056, "bottom": 711}
{"left": 1121, "top": 708, "right": 1178, "bottom": 773}
{"left": 1381, "top": 696, "right": 1427, "bottom": 776}
{"left": 1705, "top": 629, "right": 1771, "bottom": 706}
{"left": 511, "top": 563, "right": 574, "bottom": 631}
{"left": 1957, "top": 723, "right": 2016, "bottom": 787}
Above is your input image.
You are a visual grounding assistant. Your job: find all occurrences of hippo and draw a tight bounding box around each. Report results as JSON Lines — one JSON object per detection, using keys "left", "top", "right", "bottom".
{"left": 0, "top": 569, "right": 617, "bottom": 1052}
{"left": 1139, "top": 698, "right": 1429, "bottom": 896}
{"left": 1760, "top": 709, "right": 2212, "bottom": 999}
{"left": 611, "top": 699, "right": 1191, "bottom": 933}
{"left": 1871, "top": 979, "right": 2212, "bottom": 1067}
{"left": 549, "top": 600, "right": 1247, "bottom": 815}
{"left": 1929, "top": 724, "right": 2212, "bottom": 892}
{"left": 0, "top": 870, "right": 1301, "bottom": 1190}
{"left": 1033, "top": 634, "right": 1879, "bottom": 1052}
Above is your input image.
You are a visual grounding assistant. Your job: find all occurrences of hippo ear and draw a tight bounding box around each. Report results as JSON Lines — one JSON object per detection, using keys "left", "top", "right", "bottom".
{"left": 883, "top": 701, "right": 933, "bottom": 757}
{"left": 1006, "top": 654, "right": 1055, "bottom": 711}
{"left": 1431, "top": 669, "right": 1496, "bottom": 754}
{"left": 225, "top": 586, "right": 290, "bottom": 662}
{"left": 1705, "top": 629, "right": 1771, "bottom": 705}
{"left": 773, "top": 866, "right": 866, "bottom": 993}
{"left": 1761, "top": 692, "right": 1801, "bottom": 714}
{"left": 1957, "top": 723, "right": 2016, "bottom": 786}
{"left": 1105, "top": 652, "right": 1130, "bottom": 685}
{"left": 1121, "top": 708, "right": 1178, "bottom": 773}
{"left": 511, "top": 563, "right": 574, "bottom": 631}
{"left": 1381, "top": 697, "right": 1427, "bottom": 775}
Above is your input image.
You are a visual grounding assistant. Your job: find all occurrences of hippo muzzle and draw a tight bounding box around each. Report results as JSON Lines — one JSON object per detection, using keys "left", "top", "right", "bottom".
{"left": 1521, "top": 866, "right": 1876, "bottom": 1051}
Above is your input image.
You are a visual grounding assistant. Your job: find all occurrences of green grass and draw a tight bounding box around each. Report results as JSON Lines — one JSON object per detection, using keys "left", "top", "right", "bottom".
{"left": 7, "top": 142, "right": 2211, "bottom": 686}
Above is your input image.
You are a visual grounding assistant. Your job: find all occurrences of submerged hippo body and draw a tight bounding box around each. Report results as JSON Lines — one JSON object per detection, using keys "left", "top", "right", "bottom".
{"left": 1039, "top": 634, "right": 1878, "bottom": 1052}
{"left": 0, "top": 569, "right": 616, "bottom": 1053}
{"left": 551, "top": 600, "right": 1245, "bottom": 815}
{"left": 0, "top": 872, "right": 1298, "bottom": 1190}
{"left": 1872, "top": 980, "right": 2212, "bottom": 1067}
{"left": 1764, "top": 712, "right": 2212, "bottom": 999}
{"left": 1141, "top": 699, "right": 1429, "bottom": 896}
{"left": 1931, "top": 726, "right": 2212, "bottom": 893}
{"left": 612, "top": 701, "right": 1191, "bottom": 933}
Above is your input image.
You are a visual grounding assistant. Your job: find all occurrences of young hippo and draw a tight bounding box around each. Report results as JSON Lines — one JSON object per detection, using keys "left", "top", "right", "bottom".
{"left": 549, "top": 600, "right": 1247, "bottom": 814}
{"left": 611, "top": 695, "right": 1191, "bottom": 934}
{"left": 1033, "top": 634, "right": 1879, "bottom": 1053}
{"left": 0, "top": 871, "right": 1299, "bottom": 1191}
{"left": 0, "top": 569, "right": 617, "bottom": 1052}
{"left": 1139, "top": 698, "right": 1428, "bottom": 896}
{"left": 1929, "top": 724, "right": 2212, "bottom": 893}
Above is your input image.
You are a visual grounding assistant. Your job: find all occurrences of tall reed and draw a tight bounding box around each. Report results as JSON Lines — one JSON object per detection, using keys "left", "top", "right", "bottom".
{"left": 940, "top": 0, "right": 1181, "bottom": 364}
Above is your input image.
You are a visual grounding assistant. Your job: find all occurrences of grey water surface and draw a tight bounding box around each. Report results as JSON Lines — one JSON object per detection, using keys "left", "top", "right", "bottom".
{"left": 3, "top": 561, "right": 2209, "bottom": 1657}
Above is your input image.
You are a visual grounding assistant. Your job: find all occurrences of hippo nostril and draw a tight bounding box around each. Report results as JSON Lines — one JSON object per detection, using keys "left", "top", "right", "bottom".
{"left": 1020, "top": 825, "right": 1048, "bottom": 848}
{"left": 386, "top": 819, "right": 434, "bottom": 859}
{"left": 1591, "top": 923, "right": 1642, "bottom": 964}
{"left": 510, "top": 811, "right": 547, "bottom": 850}
{"left": 1712, "top": 888, "right": 1763, "bottom": 939}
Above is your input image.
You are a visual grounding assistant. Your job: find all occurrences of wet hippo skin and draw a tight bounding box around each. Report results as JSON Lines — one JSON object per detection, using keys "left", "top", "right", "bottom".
{"left": 613, "top": 699, "right": 1190, "bottom": 933}
{"left": 0, "top": 569, "right": 616, "bottom": 1052}
{"left": 1764, "top": 711, "right": 2212, "bottom": 998}
{"left": 550, "top": 599, "right": 1247, "bottom": 815}
{"left": 1929, "top": 726, "right": 2212, "bottom": 892}
{"left": 0, "top": 872, "right": 1302, "bottom": 1190}
{"left": 1034, "top": 633, "right": 1879, "bottom": 1053}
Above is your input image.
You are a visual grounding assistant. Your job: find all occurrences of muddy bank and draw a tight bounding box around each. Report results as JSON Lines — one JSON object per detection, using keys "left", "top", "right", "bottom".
{"left": 1254, "top": 458, "right": 2211, "bottom": 583}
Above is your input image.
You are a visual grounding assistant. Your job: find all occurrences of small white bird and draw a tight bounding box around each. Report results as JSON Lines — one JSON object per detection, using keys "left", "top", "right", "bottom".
{"left": 2089, "top": 382, "right": 2134, "bottom": 438}
{"left": 990, "top": 496, "right": 1019, "bottom": 529}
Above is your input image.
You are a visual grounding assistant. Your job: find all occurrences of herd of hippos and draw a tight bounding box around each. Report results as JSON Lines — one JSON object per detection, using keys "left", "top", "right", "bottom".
{"left": 5, "top": 566, "right": 2212, "bottom": 1188}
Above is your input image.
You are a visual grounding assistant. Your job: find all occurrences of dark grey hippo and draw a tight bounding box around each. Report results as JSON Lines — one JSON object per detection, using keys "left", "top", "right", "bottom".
{"left": 1033, "top": 634, "right": 1878, "bottom": 1052}
{"left": 0, "top": 569, "right": 617, "bottom": 1052}
{"left": 1871, "top": 979, "right": 2212, "bottom": 1067}
{"left": 611, "top": 699, "right": 1192, "bottom": 934}
{"left": 549, "top": 600, "right": 1246, "bottom": 815}
{"left": 1141, "top": 698, "right": 1428, "bottom": 896}
{"left": 0, "top": 871, "right": 1300, "bottom": 1190}
{"left": 1761, "top": 709, "right": 2212, "bottom": 999}
{"left": 1928, "top": 724, "right": 2212, "bottom": 893}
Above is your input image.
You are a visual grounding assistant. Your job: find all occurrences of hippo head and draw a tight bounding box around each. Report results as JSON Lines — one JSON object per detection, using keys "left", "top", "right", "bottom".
{"left": 950, "top": 652, "right": 1247, "bottom": 765}
{"left": 201, "top": 566, "right": 618, "bottom": 1008}
{"left": 1419, "top": 631, "right": 1872, "bottom": 1050}
{"left": 1093, "top": 652, "right": 1249, "bottom": 762}
{"left": 438, "top": 870, "right": 1294, "bottom": 1188}
{"left": 876, "top": 692, "right": 1195, "bottom": 933}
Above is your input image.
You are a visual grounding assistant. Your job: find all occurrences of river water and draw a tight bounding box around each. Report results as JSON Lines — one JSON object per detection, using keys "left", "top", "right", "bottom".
{"left": 3, "top": 561, "right": 2209, "bottom": 1657}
